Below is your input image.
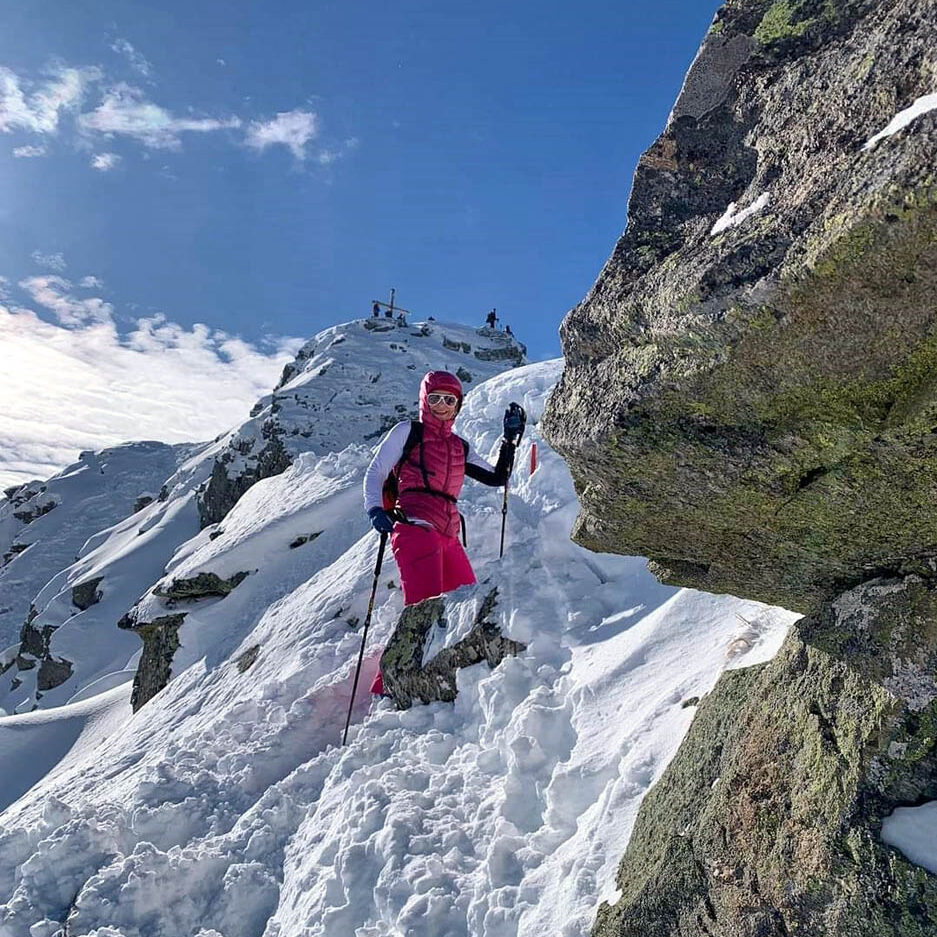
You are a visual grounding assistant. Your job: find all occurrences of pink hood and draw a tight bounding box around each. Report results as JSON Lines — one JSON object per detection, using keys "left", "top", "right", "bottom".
{"left": 419, "top": 371, "right": 463, "bottom": 435}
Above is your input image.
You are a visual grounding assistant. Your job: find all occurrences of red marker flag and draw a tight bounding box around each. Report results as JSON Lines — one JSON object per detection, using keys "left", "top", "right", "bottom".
{"left": 529, "top": 442, "right": 538, "bottom": 476}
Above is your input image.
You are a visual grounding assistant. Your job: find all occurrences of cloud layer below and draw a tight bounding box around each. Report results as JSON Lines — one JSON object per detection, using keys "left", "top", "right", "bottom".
{"left": 0, "top": 289, "right": 303, "bottom": 489}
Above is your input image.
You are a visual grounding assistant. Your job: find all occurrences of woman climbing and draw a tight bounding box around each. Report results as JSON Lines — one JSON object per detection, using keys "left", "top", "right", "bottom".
{"left": 362, "top": 370, "right": 525, "bottom": 693}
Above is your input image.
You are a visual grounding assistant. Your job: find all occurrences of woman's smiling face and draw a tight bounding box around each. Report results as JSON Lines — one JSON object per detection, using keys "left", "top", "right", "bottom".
{"left": 427, "top": 391, "right": 459, "bottom": 421}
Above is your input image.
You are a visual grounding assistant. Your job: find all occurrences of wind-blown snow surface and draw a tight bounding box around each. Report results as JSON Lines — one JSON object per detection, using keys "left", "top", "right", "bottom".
{"left": 0, "top": 360, "right": 798, "bottom": 937}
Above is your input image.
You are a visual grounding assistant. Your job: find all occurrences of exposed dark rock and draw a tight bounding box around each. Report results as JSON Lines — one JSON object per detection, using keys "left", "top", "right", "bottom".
{"left": 2, "top": 543, "right": 31, "bottom": 566}
{"left": 380, "top": 588, "right": 526, "bottom": 709}
{"left": 118, "top": 612, "right": 186, "bottom": 711}
{"left": 362, "top": 319, "right": 396, "bottom": 333}
{"left": 19, "top": 606, "right": 51, "bottom": 660}
{"left": 443, "top": 337, "right": 472, "bottom": 354}
{"left": 236, "top": 644, "right": 261, "bottom": 673}
{"left": 71, "top": 577, "right": 103, "bottom": 611}
{"left": 473, "top": 344, "right": 526, "bottom": 366}
{"left": 132, "top": 494, "right": 154, "bottom": 513}
{"left": 13, "top": 498, "right": 57, "bottom": 524}
{"left": 364, "top": 412, "right": 418, "bottom": 440}
{"left": 289, "top": 532, "right": 322, "bottom": 549}
{"left": 595, "top": 571, "right": 937, "bottom": 937}
{"left": 153, "top": 571, "right": 248, "bottom": 601}
{"left": 197, "top": 426, "right": 291, "bottom": 528}
{"left": 37, "top": 657, "right": 72, "bottom": 692}
{"left": 455, "top": 367, "right": 473, "bottom": 383}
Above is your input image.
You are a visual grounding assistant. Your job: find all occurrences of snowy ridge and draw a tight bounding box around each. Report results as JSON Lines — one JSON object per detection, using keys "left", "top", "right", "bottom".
{"left": 198, "top": 318, "right": 525, "bottom": 524}
{"left": 0, "top": 359, "right": 798, "bottom": 937}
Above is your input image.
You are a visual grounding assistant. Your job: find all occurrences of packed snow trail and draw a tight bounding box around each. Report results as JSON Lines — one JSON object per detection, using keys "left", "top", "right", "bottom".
{"left": 0, "top": 360, "right": 798, "bottom": 937}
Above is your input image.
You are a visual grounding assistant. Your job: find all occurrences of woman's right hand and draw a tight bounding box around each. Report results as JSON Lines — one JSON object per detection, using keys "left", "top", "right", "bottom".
{"left": 368, "top": 507, "right": 395, "bottom": 534}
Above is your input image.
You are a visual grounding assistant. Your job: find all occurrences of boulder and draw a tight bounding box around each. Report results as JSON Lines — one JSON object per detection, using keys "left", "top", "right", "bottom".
{"left": 380, "top": 588, "right": 526, "bottom": 709}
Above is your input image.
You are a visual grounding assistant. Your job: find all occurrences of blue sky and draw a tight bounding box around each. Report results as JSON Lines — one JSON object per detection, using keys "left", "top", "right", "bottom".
{"left": 0, "top": 0, "right": 719, "bottom": 485}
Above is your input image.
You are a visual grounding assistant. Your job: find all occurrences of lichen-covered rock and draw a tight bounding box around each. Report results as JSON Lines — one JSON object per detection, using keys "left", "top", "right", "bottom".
{"left": 118, "top": 612, "right": 186, "bottom": 711}
{"left": 543, "top": 0, "right": 937, "bottom": 614}
{"left": 595, "top": 570, "right": 937, "bottom": 937}
{"left": 153, "top": 570, "right": 248, "bottom": 602}
{"left": 380, "top": 588, "right": 526, "bottom": 709}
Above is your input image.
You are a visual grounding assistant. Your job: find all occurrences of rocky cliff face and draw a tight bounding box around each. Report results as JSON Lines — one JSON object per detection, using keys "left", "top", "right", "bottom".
{"left": 541, "top": 0, "right": 937, "bottom": 932}
{"left": 544, "top": 0, "right": 937, "bottom": 614}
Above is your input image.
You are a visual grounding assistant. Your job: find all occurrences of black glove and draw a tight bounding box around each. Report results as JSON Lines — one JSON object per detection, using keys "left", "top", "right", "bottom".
{"left": 494, "top": 439, "right": 515, "bottom": 481}
{"left": 503, "top": 403, "right": 526, "bottom": 444}
{"left": 368, "top": 506, "right": 395, "bottom": 534}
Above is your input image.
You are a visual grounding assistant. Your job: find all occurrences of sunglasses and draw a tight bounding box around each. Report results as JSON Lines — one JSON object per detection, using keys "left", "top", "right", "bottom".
{"left": 427, "top": 392, "right": 459, "bottom": 406}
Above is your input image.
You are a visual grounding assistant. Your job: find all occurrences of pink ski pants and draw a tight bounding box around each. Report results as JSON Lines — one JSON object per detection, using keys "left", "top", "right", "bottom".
{"left": 391, "top": 522, "right": 476, "bottom": 605}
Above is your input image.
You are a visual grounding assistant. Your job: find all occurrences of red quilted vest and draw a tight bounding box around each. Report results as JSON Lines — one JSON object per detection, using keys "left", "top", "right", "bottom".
{"left": 396, "top": 371, "right": 466, "bottom": 538}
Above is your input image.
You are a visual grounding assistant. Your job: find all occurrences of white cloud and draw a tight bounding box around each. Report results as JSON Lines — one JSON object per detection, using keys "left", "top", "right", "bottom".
{"left": 0, "top": 276, "right": 8, "bottom": 300}
{"left": 0, "top": 64, "right": 99, "bottom": 135}
{"left": 0, "top": 302, "right": 303, "bottom": 489}
{"left": 91, "top": 151, "right": 121, "bottom": 171}
{"left": 79, "top": 275, "right": 104, "bottom": 288}
{"left": 317, "top": 136, "right": 359, "bottom": 166}
{"left": 111, "top": 38, "right": 153, "bottom": 78}
{"left": 79, "top": 83, "right": 241, "bottom": 150}
{"left": 19, "top": 275, "right": 113, "bottom": 326}
{"left": 30, "top": 251, "right": 67, "bottom": 272}
{"left": 246, "top": 109, "right": 318, "bottom": 159}
{"left": 12, "top": 144, "right": 47, "bottom": 158}
{"left": 217, "top": 58, "right": 227, "bottom": 67}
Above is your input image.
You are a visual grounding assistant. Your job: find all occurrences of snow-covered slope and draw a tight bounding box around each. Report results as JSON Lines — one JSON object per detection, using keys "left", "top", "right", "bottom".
{"left": 0, "top": 318, "right": 526, "bottom": 716}
{"left": 0, "top": 359, "right": 798, "bottom": 937}
{"left": 0, "top": 442, "right": 200, "bottom": 652}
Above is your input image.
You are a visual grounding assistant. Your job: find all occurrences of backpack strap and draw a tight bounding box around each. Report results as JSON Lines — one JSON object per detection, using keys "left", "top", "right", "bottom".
{"left": 396, "top": 425, "right": 470, "bottom": 506}
{"left": 396, "top": 420, "right": 423, "bottom": 477}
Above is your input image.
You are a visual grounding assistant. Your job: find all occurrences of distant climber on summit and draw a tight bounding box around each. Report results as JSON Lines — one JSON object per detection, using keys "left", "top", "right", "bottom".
{"left": 485, "top": 309, "right": 497, "bottom": 328}
{"left": 362, "top": 370, "right": 525, "bottom": 694}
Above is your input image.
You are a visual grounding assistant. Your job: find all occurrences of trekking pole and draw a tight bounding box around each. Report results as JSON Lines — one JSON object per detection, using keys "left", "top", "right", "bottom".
{"left": 342, "top": 531, "right": 388, "bottom": 746}
{"left": 499, "top": 408, "right": 526, "bottom": 558}
{"left": 499, "top": 482, "right": 510, "bottom": 558}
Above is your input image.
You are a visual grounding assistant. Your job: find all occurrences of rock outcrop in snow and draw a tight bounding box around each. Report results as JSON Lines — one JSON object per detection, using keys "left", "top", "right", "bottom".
{"left": 541, "top": 0, "right": 937, "bottom": 933}
{"left": 380, "top": 588, "right": 527, "bottom": 709}
{"left": 0, "top": 442, "right": 200, "bottom": 704}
